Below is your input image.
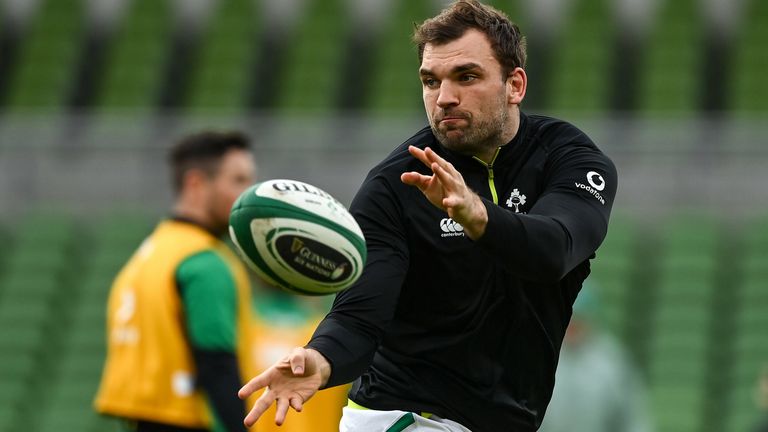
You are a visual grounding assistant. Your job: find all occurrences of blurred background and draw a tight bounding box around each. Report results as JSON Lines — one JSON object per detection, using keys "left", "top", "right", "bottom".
{"left": 0, "top": 0, "right": 766, "bottom": 431}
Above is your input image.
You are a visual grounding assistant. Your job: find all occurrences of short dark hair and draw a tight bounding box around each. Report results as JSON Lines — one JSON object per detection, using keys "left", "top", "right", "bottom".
{"left": 168, "top": 130, "right": 251, "bottom": 194}
{"left": 413, "top": 0, "right": 527, "bottom": 78}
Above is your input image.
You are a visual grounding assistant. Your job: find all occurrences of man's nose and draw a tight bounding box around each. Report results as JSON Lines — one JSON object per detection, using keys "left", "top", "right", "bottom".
{"left": 436, "top": 81, "right": 459, "bottom": 108}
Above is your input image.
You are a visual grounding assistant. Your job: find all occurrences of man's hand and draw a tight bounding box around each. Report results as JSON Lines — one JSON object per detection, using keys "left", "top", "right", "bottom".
{"left": 238, "top": 347, "right": 331, "bottom": 427}
{"left": 401, "top": 146, "right": 488, "bottom": 239}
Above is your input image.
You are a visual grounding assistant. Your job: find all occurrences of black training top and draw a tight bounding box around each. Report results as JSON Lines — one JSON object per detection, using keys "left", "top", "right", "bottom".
{"left": 307, "top": 113, "right": 618, "bottom": 432}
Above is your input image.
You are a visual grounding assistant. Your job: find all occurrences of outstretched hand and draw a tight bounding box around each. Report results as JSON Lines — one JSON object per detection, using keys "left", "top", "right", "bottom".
{"left": 400, "top": 146, "right": 488, "bottom": 239}
{"left": 239, "top": 347, "right": 331, "bottom": 427}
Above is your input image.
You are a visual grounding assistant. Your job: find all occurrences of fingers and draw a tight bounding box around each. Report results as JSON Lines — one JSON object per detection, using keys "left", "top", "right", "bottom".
{"left": 430, "top": 162, "right": 451, "bottom": 185}
{"left": 424, "top": 147, "right": 459, "bottom": 178}
{"left": 244, "top": 387, "right": 275, "bottom": 427}
{"left": 274, "top": 397, "right": 291, "bottom": 426}
{"left": 430, "top": 162, "right": 461, "bottom": 195}
{"left": 411, "top": 146, "right": 460, "bottom": 186}
{"left": 288, "top": 347, "right": 307, "bottom": 375}
{"left": 400, "top": 172, "right": 430, "bottom": 188}
{"left": 241, "top": 347, "right": 321, "bottom": 428}
{"left": 289, "top": 396, "right": 304, "bottom": 412}
{"left": 239, "top": 372, "right": 269, "bottom": 400}
{"left": 408, "top": 146, "right": 450, "bottom": 172}
{"left": 403, "top": 146, "right": 455, "bottom": 187}
{"left": 407, "top": 145, "right": 431, "bottom": 167}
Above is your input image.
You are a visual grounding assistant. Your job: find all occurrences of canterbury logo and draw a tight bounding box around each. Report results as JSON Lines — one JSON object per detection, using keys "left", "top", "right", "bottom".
{"left": 440, "top": 218, "right": 463, "bottom": 232}
{"left": 440, "top": 218, "right": 465, "bottom": 237}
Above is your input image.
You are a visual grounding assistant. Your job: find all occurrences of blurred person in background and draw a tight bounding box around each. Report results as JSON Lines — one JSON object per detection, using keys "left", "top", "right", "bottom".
{"left": 538, "top": 284, "right": 653, "bottom": 432}
{"left": 94, "top": 131, "right": 258, "bottom": 432}
{"left": 249, "top": 281, "right": 349, "bottom": 432}
{"left": 237, "top": 1, "right": 617, "bottom": 431}
{"left": 754, "top": 364, "right": 768, "bottom": 432}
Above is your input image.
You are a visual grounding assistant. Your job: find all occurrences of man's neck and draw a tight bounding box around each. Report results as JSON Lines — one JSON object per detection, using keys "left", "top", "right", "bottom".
{"left": 172, "top": 202, "right": 219, "bottom": 236}
{"left": 474, "top": 110, "right": 521, "bottom": 164}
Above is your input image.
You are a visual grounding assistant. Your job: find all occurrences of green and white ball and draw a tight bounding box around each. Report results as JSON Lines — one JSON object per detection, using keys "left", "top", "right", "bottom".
{"left": 229, "top": 179, "right": 366, "bottom": 296}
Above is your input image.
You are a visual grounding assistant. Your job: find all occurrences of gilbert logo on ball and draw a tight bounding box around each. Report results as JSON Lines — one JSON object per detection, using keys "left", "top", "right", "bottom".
{"left": 229, "top": 179, "right": 366, "bottom": 295}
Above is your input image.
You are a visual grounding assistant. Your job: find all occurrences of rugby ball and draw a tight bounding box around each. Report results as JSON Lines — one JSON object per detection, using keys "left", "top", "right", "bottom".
{"left": 229, "top": 179, "right": 366, "bottom": 296}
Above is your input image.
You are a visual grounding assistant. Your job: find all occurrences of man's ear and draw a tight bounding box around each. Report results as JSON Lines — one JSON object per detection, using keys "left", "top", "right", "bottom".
{"left": 181, "top": 168, "right": 208, "bottom": 193}
{"left": 507, "top": 67, "right": 527, "bottom": 105}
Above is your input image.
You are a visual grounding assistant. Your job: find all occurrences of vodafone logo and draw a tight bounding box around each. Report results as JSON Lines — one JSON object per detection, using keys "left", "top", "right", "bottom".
{"left": 440, "top": 218, "right": 465, "bottom": 237}
{"left": 586, "top": 171, "right": 605, "bottom": 191}
{"left": 575, "top": 171, "right": 607, "bottom": 205}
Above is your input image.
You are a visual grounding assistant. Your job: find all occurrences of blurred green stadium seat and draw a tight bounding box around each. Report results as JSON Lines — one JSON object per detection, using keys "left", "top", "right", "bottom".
{"left": 90, "top": 212, "right": 152, "bottom": 244}
{"left": 5, "top": 0, "right": 83, "bottom": 111}
{"left": 721, "top": 215, "right": 768, "bottom": 431}
{"left": 12, "top": 211, "right": 76, "bottom": 246}
{"left": 644, "top": 216, "right": 720, "bottom": 432}
{"left": 187, "top": 0, "right": 259, "bottom": 112}
{"left": 0, "top": 404, "right": 17, "bottom": 430}
{"left": 90, "top": 414, "right": 122, "bottom": 432}
{"left": 0, "top": 0, "right": 760, "bottom": 116}
{"left": 588, "top": 215, "right": 637, "bottom": 336}
{"left": 97, "top": 0, "right": 171, "bottom": 110}
{"left": 549, "top": 0, "right": 613, "bottom": 114}
{"left": 0, "top": 298, "right": 49, "bottom": 324}
{"left": 85, "top": 214, "right": 147, "bottom": 277}
{"left": 67, "top": 307, "right": 107, "bottom": 352}
{"left": 79, "top": 272, "right": 117, "bottom": 295}
{"left": 0, "top": 350, "right": 37, "bottom": 383}
{"left": 274, "top": 0, "right": 348, "bottom": 112}
{"left": 32, "top": 238, "right": 118, "bottom": 432}
{"left": 89, "top": 248, "right": 134, "bottom": 271}
{"left": 0, "top": 328, "right": 46, "bottom": 394}
{"left": 0, "top": 378, "right": 27, "bottom": 405}
{"left": 727, "top": 348, "right": 766, "bottom": 431}
{"left": 3, "top": 248, "right": 69, "bottom": 273}
{"left": 37, "top": 403, "right": 119, "bottom": 432}
{"left": 366, "top": 0, "right": 433, "bottom": 113}
{"left": 729, "top": 0, "right": 768, "bottom": 112}
{"left": 637, "top": 0, "right": 703, "bottom": 113}
{"left": 651, "top": 385, "right": 704, "bottom": 431}
{"left": 651, "top": 352, "right": 708, "bottom": 381}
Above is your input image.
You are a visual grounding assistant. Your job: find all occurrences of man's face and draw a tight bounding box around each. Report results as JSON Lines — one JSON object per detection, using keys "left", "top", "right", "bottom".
{"left": 420, "top": 29, "right": 513, "bottom": 156}
{"left": 205, "top": 149, "right": 256, "bottom": 235}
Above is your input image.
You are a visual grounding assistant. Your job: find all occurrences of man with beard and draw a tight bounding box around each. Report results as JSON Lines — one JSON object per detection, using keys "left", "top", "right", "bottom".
{"left": 95, "top": 131, "right": 258, "bottom": 432}
{"left": 239, "top": 1, "right": 617, "bottom": 431}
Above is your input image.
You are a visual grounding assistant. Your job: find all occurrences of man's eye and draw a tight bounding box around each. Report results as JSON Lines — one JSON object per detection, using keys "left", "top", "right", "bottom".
{"left": 460, "top": 74, "right": 477, "bottom": 82}
{"left": 423, "top": 78, "right": 439, "bottom": 88}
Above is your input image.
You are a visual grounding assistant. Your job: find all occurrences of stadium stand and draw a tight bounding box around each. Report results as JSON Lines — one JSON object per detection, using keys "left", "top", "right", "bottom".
{"left": 729, "top": 0, "right": 768, "bottom": 113}
{"left": 96, "top": 0, "right": 171, "bottom": 110}
{"left": 274, "top": 0, "right": 348, "bottom": 113}
{"left": 365, "top": 0, "right": 434, "bottom": 113}
{"left": 637, "top": 0, "right": 704, "bottom": 114}
{"left": 5, "top": 0, "right": 83, "bottom": 111}
{"left": 0, "top": 212, "right": 77, "bottom": 431}
{"left": 0, "top": 0, "right": 762, "bottom": 115}
{"left": 549, "top": 0, "right": 613, "bottom": 114}
{"left": 30, "top": 213, "right": 150, "bottom": 432}
{"left": 187, "top": 0, "right": 259, "bottom": 112}
{"left": 726, "top": 216, "right": 768, "bottom": 431}
{"left": 647, "top": 216, "right": 720, "bottom": 432}
{"left": 586, "top": 213, "right": 636, "bottom": 340}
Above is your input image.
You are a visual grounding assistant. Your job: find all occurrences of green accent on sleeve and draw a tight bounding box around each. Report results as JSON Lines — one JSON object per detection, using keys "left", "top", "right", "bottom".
{"left": 177, "top": 250, "right": 237, "bottom": 351}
